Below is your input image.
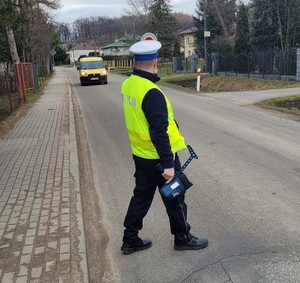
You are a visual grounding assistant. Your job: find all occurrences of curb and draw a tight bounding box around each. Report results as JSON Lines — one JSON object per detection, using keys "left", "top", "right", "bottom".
{"left": 68, "top": 80, "right": 89, "bottom": 283}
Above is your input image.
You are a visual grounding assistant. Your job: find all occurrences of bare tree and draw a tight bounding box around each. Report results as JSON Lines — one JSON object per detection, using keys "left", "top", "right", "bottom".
{"left": 276, "top": 0, "right": 300, "bottom": 52}
{"left": 56, "top": 23, "right": 71, "bottom": 43}
{"left": 124, "top": 0, "right": 153, "bottom": 29}
{"left": 125, "top": 0, "right": 153, "bottom": 18}
{"left": 210, "top": 0, "right": 236, "bottom": 41}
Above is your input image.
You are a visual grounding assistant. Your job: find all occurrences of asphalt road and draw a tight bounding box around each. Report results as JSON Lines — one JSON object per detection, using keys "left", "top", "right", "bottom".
{"left": 66, "top": 67, "right": 300, "bottom": 283}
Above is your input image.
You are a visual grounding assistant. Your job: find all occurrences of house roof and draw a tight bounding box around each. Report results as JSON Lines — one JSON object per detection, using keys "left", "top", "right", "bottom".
{"left": 69, "top": 42, "right": 96, "bottom": 51}
{"left": 178, "top": 27, "right": 197, "bottom": 35}
{"left": 103, "top": 41, "right": 131, "bottom": 49}
{"left": 102, "top": 33, "right": 140, "bottom": 50}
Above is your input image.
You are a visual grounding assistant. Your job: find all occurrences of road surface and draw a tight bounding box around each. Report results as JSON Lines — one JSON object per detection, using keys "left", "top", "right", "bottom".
{"left": 66, "top": 67, "right": 300, "bottom": 283}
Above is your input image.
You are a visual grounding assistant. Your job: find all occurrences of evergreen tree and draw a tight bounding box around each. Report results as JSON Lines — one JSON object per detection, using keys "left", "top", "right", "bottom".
{"left": 145, "top": 0, "right": 179, "bottom": 59}
{"left": 173, "top": 37, "right": 181, "bottom": 57}
{"left": 235, "top": 2, "right": 250, "bottom": 53}
{"left": 250, "top": 0, "right": 279, "bottom": 50}
{"left": 54, "top": 46, "right": 67, "bottom": 65}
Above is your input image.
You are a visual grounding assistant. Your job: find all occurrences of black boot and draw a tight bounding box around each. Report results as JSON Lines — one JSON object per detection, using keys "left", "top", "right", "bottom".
{"left": 174, "top": 236, "right": 208, "bottom": 251}
{"left": 121, "top": 237, "right": 152, "bottom": 254}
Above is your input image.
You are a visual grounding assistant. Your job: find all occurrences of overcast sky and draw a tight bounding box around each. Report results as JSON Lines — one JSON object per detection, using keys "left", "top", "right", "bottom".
{"left": 54, "top": 0, "right": 196, "bottom": 23}
{"left": 54, "top": 0, "right": 249, "bottom": 24}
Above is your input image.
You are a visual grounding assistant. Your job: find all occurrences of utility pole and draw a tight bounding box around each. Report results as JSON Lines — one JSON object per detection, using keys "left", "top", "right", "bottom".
{"left": 203, "top": 0, "right": 210, "bottom": 72}
{"left": 133, "top": 21, "right": 136, "bottom": 42}
{"left": 203, "top": 0, "right": 207, "bottom": 72}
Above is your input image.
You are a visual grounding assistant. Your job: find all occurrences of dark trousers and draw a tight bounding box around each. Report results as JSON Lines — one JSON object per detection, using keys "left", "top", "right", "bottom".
{"left": 123, "top": 154, "right": 192, "bottom": 245}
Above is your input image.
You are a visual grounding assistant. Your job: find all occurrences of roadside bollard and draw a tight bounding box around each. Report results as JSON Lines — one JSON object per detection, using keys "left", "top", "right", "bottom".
{"left": 197, "top": 68, "right": 201, "bottom": 93}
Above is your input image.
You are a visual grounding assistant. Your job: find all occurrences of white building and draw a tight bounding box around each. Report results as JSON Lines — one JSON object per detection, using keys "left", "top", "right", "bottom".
{"left": 67, "top": 43, "right": 103, "bottom": 65}
{"left": 178, "top": 27, "right": 197, "bottom": 58}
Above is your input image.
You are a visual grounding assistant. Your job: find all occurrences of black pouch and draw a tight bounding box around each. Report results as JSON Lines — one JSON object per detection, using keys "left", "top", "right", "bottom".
{"left": 178, "top": 173, "right": 193, "bottom": 190}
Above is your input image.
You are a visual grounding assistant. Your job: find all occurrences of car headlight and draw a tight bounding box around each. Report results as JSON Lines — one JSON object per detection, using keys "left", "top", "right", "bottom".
{"left": 81, "top": 71, "right": 86, "bottom": 76}
{"left": 101, "top": 70, "right": 107, "bottom": 75}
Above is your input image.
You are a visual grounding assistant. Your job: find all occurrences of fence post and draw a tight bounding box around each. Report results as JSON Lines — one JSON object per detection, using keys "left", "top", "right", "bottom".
{"left": 185, "top": 58, "right": 188, "bottom": 72}
{"left": 29, "top": 63, "right": 34, "bottom": 89}
{"left": 262, "top": 54, "right": 265, "bottom": 78}
{"left": 15, "top": 63, "right": 26, "bottom": 103}
{"left": 235, "top": 55, "right": 238, "bottom": 77}
{"left": 279, "top": 52, "right": 282, "bottom": 81}
{"left": 297, "top": 48, "right": 300, "bottom": 82}
{"left": 33, "top": 65, "right": 39, "bottom": 90}
{"left": 211, "top": 53, "right": 219, "bottom": 75}
{"left": 248, "top": 53, "right": 250, "bottom": 78}
{"left": 20, "top": 64, "right": 26, "bottom": 101}
{"left": 4, "top": 71, "right": 14, "bottom": 113}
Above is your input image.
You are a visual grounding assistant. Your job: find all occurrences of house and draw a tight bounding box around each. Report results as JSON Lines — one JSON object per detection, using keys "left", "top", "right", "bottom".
{"left": 67, "top": 42, "right": 103, "bottom": 65}
{"left": 102, "top": 33, "right": 139, "bottom": 56}
{"left": 178, "top": 27, "right": 197, "bottom": 58}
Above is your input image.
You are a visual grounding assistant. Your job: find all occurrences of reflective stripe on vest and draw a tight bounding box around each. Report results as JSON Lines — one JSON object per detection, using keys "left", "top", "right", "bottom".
{"left": 121, "top": 74, "right": 186, "bottom": 159}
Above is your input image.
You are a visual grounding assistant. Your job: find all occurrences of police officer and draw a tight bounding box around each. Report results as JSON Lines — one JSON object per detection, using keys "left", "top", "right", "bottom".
{"left": 120, "top": 39, "right": 208, "bottom": 254}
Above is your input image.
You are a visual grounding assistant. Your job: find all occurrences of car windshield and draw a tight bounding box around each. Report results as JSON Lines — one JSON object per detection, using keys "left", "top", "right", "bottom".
{"left": 80, "top": 61, "right": 104, "bottom": 69}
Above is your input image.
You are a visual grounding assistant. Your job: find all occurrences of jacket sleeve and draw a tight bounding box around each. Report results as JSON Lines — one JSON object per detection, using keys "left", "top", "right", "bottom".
{"left": 142, "top": 89, "right": 174, "bottom": 168}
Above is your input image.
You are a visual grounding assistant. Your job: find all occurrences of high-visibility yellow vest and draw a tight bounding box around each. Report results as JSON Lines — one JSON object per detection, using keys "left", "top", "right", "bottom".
{"left": 121, "top": 74, "right": 186, "bottom": 159}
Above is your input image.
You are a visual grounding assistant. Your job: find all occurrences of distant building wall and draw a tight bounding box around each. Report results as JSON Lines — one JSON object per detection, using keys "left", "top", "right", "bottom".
{"left": 69, "top": 50, "right": 95, "bottom": 65}
{"left": 178, "top": 28, "right": 197, "bottom": 58}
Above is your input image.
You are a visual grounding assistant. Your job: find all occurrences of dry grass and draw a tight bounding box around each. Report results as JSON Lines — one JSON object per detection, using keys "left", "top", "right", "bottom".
{"left": 160, "top": 74, "right": 300, "bottom": 93}
{"left": 159, "top": 73, "right": 300, "bottom": 118}
{"left": 256, "top": 95, "right": 300, "bottom": 115}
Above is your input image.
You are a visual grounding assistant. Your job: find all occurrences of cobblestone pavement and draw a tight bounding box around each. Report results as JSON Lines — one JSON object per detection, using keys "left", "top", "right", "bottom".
{"left": 0, "top": 69, "right": 89, "bottom": 282}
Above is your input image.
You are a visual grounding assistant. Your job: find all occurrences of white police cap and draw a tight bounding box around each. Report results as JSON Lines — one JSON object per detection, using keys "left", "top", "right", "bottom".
{"left": 130, "top": 40, "right": 162, "bottom": 61}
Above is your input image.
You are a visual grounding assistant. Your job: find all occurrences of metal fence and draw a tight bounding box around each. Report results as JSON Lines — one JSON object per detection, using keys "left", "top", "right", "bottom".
{"left": 0, "top": 63, "right": 19, "bottom": 120}
{"left": 0, "top": 63, "right": 50, "bottom": 121}
{"left": 172, "top": 56, "right": 199, "bottom": 73}
{"left": 210, "top": 48, "right": 297, "bottom": 80}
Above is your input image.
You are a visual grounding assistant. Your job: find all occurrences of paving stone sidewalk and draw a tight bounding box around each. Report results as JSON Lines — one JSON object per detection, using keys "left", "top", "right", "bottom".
{"left": 0, "top": 69, "right": 88, "bottom": 282}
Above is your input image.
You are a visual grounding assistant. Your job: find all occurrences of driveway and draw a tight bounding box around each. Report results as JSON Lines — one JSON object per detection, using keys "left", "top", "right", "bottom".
{"left": 202, "top": 87, "right": 300, "bottom": 106}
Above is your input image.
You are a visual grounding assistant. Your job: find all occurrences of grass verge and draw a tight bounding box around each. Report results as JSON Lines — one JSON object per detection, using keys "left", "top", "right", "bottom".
{"left": 0, "top": 77, "right": 48, "bottom": 126}
{"left": 160, "top": 73, "right": 300, "bottom": 92}
{"left": 256, "top": 95, "right": 300, "bottom": 116}
{"left": 111, "top": 68, "right": 300, "bottom": 117}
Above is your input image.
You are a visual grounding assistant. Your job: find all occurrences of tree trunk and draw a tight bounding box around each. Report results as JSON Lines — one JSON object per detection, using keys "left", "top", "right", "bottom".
{"left": 6, "top": 27, "right": 20, "bottom": 64}
{"left": 212, "top": 0, "right": 230, "bottom": 39}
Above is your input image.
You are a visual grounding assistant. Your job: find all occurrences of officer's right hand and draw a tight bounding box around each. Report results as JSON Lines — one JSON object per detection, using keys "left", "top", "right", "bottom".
{"left": 162, "top": 168, "right": 175, "bottom": 184}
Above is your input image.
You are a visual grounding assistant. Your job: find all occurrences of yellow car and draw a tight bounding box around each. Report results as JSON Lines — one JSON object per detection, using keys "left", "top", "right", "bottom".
{"left": 77, "top": 56, "right": 107, "bottom": 86}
